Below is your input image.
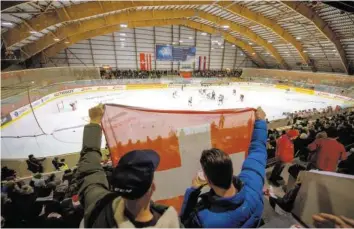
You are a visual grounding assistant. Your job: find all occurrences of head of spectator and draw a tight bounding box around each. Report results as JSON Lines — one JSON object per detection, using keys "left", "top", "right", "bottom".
{"left": 316, "top": 131, "right": 328, "bottom": 139}
{"left": 110, "top": 150, "right": 174, "bottom": 226}
{"left": 32, "top": 173, "right": 45, "bottom": 188}
{"left": 287, "top": 129, "right": 299, "bottom": 140}
{"left": 199, "top": 148, "right": 235, "bottom": 196}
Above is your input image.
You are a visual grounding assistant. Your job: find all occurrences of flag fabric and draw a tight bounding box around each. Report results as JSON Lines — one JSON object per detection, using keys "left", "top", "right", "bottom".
{"left": 101, "top": 104, "right": 255, "bottom": 211}
{"left": 203, "top": 56, "right": 207, "bottom": 71}
{"left": 139, "top": 53, "right": 146, "bottom": 70}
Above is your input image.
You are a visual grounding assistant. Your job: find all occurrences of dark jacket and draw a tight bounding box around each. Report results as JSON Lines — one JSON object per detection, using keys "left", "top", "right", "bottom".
{"left": 76, "top": 123, "right": 182, "bottom": 228}
{"left": 180, "top": 120, "right": 267, "bottom": 228}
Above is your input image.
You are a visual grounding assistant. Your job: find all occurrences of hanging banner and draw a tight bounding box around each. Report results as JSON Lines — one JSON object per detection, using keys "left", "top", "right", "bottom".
{"left": 156, "top": 45, "right": 196, "bottom": 61}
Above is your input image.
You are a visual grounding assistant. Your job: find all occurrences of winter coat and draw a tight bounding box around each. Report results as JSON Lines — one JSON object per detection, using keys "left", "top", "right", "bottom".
{"left": 76, "top": 123, "right": 182, "bottom": 228}
{"left": 180, "top": 120, "right": 267, "bottom": 228}
{"left": 276, "top": 134, "right": 294, "bottom": 163}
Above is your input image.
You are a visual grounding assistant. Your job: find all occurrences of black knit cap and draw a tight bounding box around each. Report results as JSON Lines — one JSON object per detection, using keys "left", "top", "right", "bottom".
{"left": 111, "top": 149, "right": 160, "bottom": 200}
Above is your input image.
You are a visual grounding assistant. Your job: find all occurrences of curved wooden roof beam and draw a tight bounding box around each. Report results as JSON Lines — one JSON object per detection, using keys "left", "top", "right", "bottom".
{"left": 20, "top": 9, "right": 285, "bottom": 68}
{"left": 217, "top": 2, "right": 316, "bottom": 72}
{"left": 2, "top": 1, "right": 212, "bottom": 48}
{"left": 42, "top": 19, "right": 266, "bottom": 67}
{"left": 282, "top": 1, "right": 349, "bottom": 74}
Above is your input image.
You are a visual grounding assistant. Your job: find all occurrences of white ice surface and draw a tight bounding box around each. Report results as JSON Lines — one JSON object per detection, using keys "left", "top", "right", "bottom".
{"left": 1, "top": 86, "right": 345, "bottom": 159}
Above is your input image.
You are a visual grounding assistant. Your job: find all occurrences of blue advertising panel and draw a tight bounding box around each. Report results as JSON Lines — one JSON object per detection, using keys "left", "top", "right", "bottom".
{"left": 156, "top": 45, "right": 173, "bottom": 61}
{"left": 156, "top": 45, "right": 196, "bottom": 61}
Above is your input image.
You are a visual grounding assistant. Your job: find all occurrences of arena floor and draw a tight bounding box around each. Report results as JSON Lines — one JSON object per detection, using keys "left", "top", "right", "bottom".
{"left": 1, "top": 85, "right": 347, "bottom": 159}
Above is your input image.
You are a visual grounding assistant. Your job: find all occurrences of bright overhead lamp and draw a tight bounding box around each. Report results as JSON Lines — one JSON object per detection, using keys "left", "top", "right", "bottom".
{"left": 296, "top": 37, "right": 301, "bottom": 40}
{"left": 54, "top": 38, "right": 60, "bottom": 41}
{"left": 65, "top": 41, "right": 70, "bottom": 44}
{"left": 268, "top": 40, "right": 273, "bottom": 43}
{"left": 1, "top": 22, "right": 13, "bottom": 26}
{"left": 120, "top": 33, "right": 126, "bottom": 36}
{"left": 30, "top": 31, "right": 38, "bottom": 34}
{"left": 179, "top": 40, "right": 183, "bottom": 43}
{"left": 232, "top": 45, "right": 235, "bottom": 47}
{"left": 303, "top": 50, "right": 308, "bottom": 53}
{"left": 222, "top": 25, "right": 229, "bottom": 29}
{"left": 332, "top": 49, "right": 336, "bottom": 52}
{"left": 240, "top": 53, "right": 244, "bottom": 56}
{"left": 211, "top": 48, "right": 214, "bottom": 50}
{"left": 252, "top": 52, "right": 255, "bottom": 55}
{"left": 188, "top": 36, "right": 193, "bottom": 39}
{"left": 249, "top": 42, "right": 253, "bottom": 45}
{"left": 201, "top": 32, "right": 207, "bottom": 36}
{"left": 311, "top": 54, "right": 315, "bottom": 56}
{"left": 221, "top": 46, "right": 224, "bottom": 49}
{"left": 120, "top": 38, "right": 125, "bottom": 41}
{"left": 120, "top": 24, "right": 128, "bottom": 28}
{"left": 172, "top": 42, "right": 176, "bottom": 44}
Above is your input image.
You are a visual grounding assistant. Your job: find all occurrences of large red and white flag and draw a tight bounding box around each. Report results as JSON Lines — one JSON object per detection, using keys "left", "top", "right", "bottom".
{"left": 102, "top": 104, "right": 255, "bottom": 211}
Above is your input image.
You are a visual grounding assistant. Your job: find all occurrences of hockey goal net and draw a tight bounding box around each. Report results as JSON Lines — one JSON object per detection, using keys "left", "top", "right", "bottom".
{"left": 56, "top": 101, "right": 64, "bottom": 112}
{"left": 101, "top": 104, "right": 256, "bottom": 211}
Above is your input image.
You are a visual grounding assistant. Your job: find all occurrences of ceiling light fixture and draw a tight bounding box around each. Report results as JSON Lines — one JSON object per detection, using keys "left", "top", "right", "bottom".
{"left": 120, "top": 33, "right": 126, "bottom": 36}
{"left": 120, "top": 38, "right": 125, "bottom": 41}
{"left": 201, "top": 32, "right": 207, "bottom": 36}
{"left": 332, "top": 49, "right": 336, "bottom": 52}
{"left": 54, "top": 38, "right": 60, "bottom": 41}
{"left": 120, "top": 24, "right": 128, "bottom": 28}
{"left": 252, "top": 52, "right": 255, "bottom": 55}
{"left": 249, "top": 42, "right": 253, "bottom": 45}
{"left": 232, "top": 45, "right": 235, "bottom": 47}
{"left": 65, "top": 41, "right": 70, "bottom": 44}
{"left": 189, "top": 36, "right": 193, "bottom": 39}
{"left": 303, "top": 50, "right": 308, "bottom": 53}
{"left": 222, "top": 25, "right": 229, "bottom": 29}
{"left": 30, "top": 31, "right": 38, "bottom": 34}
{"left": 268, "top": 40, "right": 273, "bottom": 43}
{"left": 179, "top": 40, "right": 183, "bottom": 43}
{"left": 1, "top": 22, "right": 13, "bottom": 26}
{"left": 296, "top": 37, "right": 301, "bottom": 40}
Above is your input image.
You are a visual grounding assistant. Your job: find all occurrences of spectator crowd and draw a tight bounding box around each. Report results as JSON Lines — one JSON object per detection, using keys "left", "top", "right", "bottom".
{"left": 1, "top": 103, "right": 353, "bottom": 228}
{"left": 101, "top": 69, "right": 242, "bottom": 79}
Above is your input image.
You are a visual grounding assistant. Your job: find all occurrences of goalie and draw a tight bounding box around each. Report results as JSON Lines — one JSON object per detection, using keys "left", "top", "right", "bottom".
{"left": 172, "top": 91, "right": 178, "bottom": 98}
{"left": 233, "top": 89, "right": 237, "bottom": 96}
{"left": 69, "top": 101, "right": 77, "bottom": 111}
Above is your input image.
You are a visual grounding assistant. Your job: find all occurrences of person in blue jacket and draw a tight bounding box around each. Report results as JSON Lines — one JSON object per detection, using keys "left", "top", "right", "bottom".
{"left": 180, "top": 107, "right": 267, "bottom": 228}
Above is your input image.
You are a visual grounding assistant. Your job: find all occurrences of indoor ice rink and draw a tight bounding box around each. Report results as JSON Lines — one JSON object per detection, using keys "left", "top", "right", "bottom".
{"left": 1, "top": 1, "right": 354, "bottom": 228}
{"left": 1, "top": 85, "right": 349, "bottom": 159}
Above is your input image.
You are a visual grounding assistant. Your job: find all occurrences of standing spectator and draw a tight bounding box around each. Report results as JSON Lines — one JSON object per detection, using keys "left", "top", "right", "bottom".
{"left": 1, "top": 166, "right": 16, "bottom": 180}
{"left": 307, "top": 130, "right": 347, "bottom": 171}
{"left": 27, "top": 154, "right": 46, "bottom": 173}
{"left": 52, "top": 157, "right": 63, "bottom": 171}
{"left": 180, "top": 107, "right": 267, "bottom": 228}
{"left": 269, "top": 129, "right": 299, "bottom": 186}
{"left": 76, "top": 105, "right": 182, "bottom": 228}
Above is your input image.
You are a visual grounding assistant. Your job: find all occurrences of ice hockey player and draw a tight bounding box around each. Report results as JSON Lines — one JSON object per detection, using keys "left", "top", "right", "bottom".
{"left": 211, "top": 90, "right": 216, "bottom": 100}
{"left": 218, "top": 94, "right": 224, "bottom": 105}
{"left": 70, "top": 101, "right": 77, "bottom": 111}
{"left": 173, "top": 91, "right": 178, "bottom": 98}
{"left": 285, "top": 88, "right": 290, "bottom": 93}
{"left": 181, "top": 85, "right": 184, "bottom": 91}
{"left": 199, "top": 89, "right": 203, "bottom": 95}
{"left": 203, "top": 89, "right": 206, "bottom": 94}
{"left": 188, "top": 96, "right": 193, "bottom": 106}
{"left": 240, "top": 94, "right": 244, "bottom": 102}
{"left": 233, "top": 89, "right": 237, "bottom": 95}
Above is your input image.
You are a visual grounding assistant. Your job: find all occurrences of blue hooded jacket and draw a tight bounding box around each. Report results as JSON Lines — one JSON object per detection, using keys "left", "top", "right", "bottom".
{"left": 180, "top": 120, "right": 267, "bottom": 228}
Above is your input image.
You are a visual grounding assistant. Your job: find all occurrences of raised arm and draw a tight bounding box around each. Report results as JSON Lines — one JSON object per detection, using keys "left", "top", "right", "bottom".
{"left": 76, "top": 105, "right": 110, "bottom": 220}
{"left": 239, "top": 107, "right": 268, "bottom": 194}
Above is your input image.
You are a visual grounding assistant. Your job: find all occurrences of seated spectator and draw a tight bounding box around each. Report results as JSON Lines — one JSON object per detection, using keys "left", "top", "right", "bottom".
{"left": 76, "top": 105, "right": 182, "bottom": 228}
{"left": 1, "top": 166, "right": 16, "bottom": 180}
{"left": 180, "top": 107, "right": 267, "bottom": 228}
{"left": 337, "top": 148, "right": 354, "bottom": 175}
{"left": 27, "top": 154, "right": 46, "bottom": 173}
{"left": 307, "top": 129, "right": 347, "bottom": 171}
{"left": 31, "top": 173, "right": 46, "bottom": 188}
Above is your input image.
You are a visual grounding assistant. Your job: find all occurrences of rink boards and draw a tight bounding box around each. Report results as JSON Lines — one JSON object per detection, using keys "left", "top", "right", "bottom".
{"left": 1, "top": 82, "right": 353, "bottom": 129}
